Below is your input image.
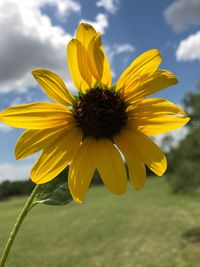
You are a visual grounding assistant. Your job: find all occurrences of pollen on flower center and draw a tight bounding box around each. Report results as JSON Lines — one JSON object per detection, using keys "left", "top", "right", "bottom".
{"left": 73, "top": 88, "right": 127, "bottom": 139}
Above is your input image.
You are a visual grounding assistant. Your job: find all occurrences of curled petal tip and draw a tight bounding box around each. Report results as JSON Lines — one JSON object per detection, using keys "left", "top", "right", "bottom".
{"left": 31, "top": 68, "right": 42, "bottom": 76}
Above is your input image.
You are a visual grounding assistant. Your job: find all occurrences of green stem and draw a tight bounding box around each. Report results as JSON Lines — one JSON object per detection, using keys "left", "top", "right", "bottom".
{"left": 0, "top": 185, "right": 40, "bottom": 267}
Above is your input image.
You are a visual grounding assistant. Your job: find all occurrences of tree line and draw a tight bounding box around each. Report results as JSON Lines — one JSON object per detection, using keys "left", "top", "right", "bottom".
{"left": 0, "top": 170, "right": 103, "bottom": 200}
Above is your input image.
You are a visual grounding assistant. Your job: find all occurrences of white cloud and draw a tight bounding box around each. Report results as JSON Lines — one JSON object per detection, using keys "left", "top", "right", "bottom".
{"left": 0, "top": 123, "right": 13, "bottom": 133}
{"left": 153, "top": 126, "right": 189, "bottom": 152}
{"left": 164, "top": 0, "right": 200, "bottom": 32}
{"left": 8, "top": 96, "right": 26, "bottom": 107}
{"left": 176, "top": 31, "right": 200, "bottom": 61}
{"left": 44, "top": 0, "right": 81, "bottom": 18}
{"left": 80, "top": 13, "right": 109, "bottom": 34}
{"left": 96, "top": 0, "right": 119, "bottom": 14}
{"left": 0, "top": 162, "right": 32, "bottom": 182}
{"left": 106, "top": 43, "right": 135, "bottom": 63}
{"left": 33, "top": 0, "right": 81, "bottom": 17}
{"left": 0, "top": 0, "right": 81, "bottom": 94}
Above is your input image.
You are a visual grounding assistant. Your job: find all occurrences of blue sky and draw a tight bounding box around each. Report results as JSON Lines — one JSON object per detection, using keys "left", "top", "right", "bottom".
{"left": 0, "top": 0, "right": 200, "bottom": 181}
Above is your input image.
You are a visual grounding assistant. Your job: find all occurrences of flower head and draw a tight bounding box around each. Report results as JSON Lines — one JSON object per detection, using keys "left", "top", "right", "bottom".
{"left": 0, "top": 23, "right": 190, "bottom": 203}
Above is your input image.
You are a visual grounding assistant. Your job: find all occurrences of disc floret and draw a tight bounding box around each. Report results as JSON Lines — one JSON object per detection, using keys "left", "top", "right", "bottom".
{"left": 73, "top": 87, "right": 127, "bottom": 139}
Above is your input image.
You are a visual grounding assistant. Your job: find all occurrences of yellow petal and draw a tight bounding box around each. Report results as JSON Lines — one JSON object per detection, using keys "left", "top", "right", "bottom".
{"left": 127, "top": 98, "right": 190, "bottom": 135}
{"left": 31, "top": 127, "right": 82, "bottom": 184}
{"left": 125, "top": 70, "right": 178, "bottom": 103}
{"left": 68, "top": 137, "right": 96, "bottom": 203}
{"left": 88, "top": 33, "right": 112, "bottom": 87}
{"left": 32, "top": 69, "right": 74, "bottom": 105}
{"left": 120, "top": 129, "right": 167, "bottom": 176}
{"left": 114, "top": 133, "right": 146, "bottom": 190}
{"left": 76, "top": 23, "right": 97, "bottom": 48}
{"left": 128, "top": 98, "right": 186, "bottom": 117}
{"left": 128, "top": 158, "right": 146, "bottom": 190}
{"left": 116, "top": 49, "right": 162, "bottom": 92}
{"left": 129, "top": 116, "right": 190, "bottom": 136}
{"left": 15, "top": 126, "right": 72, "bottom": 160}
{"left": 134, "top": 132, "right": 167, "bottom": 176}
{"left": 95, "top": 138, "right": 127, "bottom": 195}
{"left": 67, "top": 39, "right": 96, "bottom": 92}
{"left": 1, "top": 103, "right": 72, "bottom": 129}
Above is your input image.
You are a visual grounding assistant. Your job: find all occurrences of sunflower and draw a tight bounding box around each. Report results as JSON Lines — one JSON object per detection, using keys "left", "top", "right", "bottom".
{"left": 0, "top": 23, "right": 189, "bottom": 203}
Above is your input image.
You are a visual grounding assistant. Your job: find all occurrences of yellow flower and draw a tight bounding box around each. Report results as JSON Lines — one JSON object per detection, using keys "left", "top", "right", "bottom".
{"left": 0, "top": 23, "right": 190, "bottom": 203}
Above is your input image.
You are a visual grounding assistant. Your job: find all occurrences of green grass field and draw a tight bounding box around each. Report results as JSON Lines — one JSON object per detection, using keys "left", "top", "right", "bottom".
{"left": 1, "top": 177, "right": 200, "bottom": 267}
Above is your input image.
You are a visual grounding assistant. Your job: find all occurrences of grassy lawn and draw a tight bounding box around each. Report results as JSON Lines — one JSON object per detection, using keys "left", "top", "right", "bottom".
{"left": 1, "top": 177, "right": 200, "bottom": 267}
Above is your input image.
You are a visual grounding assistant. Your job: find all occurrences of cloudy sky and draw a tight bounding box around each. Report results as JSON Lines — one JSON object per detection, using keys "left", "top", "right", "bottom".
{"left": 0, "top": 0, "right": 199, "bottom": 182}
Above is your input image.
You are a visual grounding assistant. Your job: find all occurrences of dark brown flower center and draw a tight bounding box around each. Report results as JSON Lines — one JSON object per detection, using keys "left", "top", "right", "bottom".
{"left": 73, "top": 88, "right": 127, "bottom": 139}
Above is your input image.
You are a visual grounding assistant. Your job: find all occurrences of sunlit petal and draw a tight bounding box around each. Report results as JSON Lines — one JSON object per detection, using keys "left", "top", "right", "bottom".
{"left": 15, "top": 125, "right": 73, "bottom": 160}
{"left": 1, "top": 103, "right": 72, "bottom": 129}
{"left": 127, "top": 98, "right": 186, "bottom": 116}
{"left": 31, "top": 127, "right": 82, "bottom": 184}
{"left": 114, "top": 132, "right": 146, "bottom": 190}
{"left": 68, "top": 137, "right": 96, "bottom": 203}
{"left": 125, "top": 70, "right": 178, "bottom": 102}
{"left": 129, "top": 116, "right": 190, "bottom": 135}
{"left": 127, "top": 98, "right": 190, "bottom": 135}
{"left": 116, "top": 49, "right": 162, "bottom": 93}
{"left": 95, "top": 138, "right": 127, "bottom": 194}
{"left": 88, "top": 33, "right": 112, "bottom": 87}
{"left": 67, "top": 39, "right": 96, "bottom": 91}
{"left": 32, "top": 69, "right": 74, "bottom": 105}
{"left": 119, "top": 128, "right": 167, "bottom": 176}
{"left": 76, "top": 23, "right": 97, "bottom": 48}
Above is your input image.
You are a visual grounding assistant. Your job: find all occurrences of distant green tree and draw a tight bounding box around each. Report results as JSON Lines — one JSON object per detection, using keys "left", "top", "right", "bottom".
{"left": 168, "top": 128, "right": 200, "bottom": 192}
{"left": 183, "top": 90, "right": 200, "bottom": 128}
{"left": 0, "top": 167, "right": 104, "bottom": 201}
{"left": 162, "top": 135, "right": 174, "bottom": 152}
{"left": 167, "top": 87, "right": 200, "bottom": 192}
{"left": 0, "top": 180, "right": 35, "bottom": 200}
